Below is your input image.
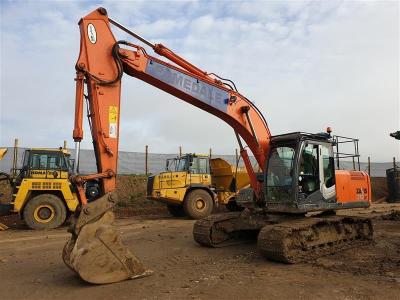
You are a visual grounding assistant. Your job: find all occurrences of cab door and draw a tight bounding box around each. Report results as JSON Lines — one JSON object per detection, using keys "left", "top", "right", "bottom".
{"left": 318, "top": 143, "right": 336, "bottom": 201}
{"left": 298, "top": 142, "right": 321, "bottom": 196}
{"left": 298, "top": 142, "right": 336, "bottom": 202}
{"left": 198, "top": 157, "right": 211, "bottom": 185}
{"left": 188, "top": 157, "right": 201, "bottom": 185}
{"left": 188, "top": 157, "right": 211, "bottom": 186}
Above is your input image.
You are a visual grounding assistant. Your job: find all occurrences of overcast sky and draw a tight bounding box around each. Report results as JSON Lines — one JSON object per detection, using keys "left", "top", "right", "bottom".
{"left": 0, "top": 0, "right": 399, "bottom": 162}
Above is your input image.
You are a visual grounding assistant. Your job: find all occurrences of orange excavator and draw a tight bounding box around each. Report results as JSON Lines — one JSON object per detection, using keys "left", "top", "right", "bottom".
{"left": 63, "top": 7, "right": 373, "bottom": 284}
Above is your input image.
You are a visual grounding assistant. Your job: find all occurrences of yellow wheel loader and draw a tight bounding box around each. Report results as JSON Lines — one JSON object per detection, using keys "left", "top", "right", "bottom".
{"left": 147, "top": 153, "right": 250, "bottom": 219}
{"left": 0, "top": 148, "right": 81, "bottom": 229}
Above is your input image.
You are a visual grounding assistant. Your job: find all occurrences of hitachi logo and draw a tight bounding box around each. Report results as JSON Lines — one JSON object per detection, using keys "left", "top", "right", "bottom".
{"left": 146, "top": 60, "right": 229, "bottom": 112}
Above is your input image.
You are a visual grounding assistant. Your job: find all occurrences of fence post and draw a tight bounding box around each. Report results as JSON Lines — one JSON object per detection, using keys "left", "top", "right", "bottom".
{"left": 209, "top": 148, "right": 212, "bottom": 158}
{"left": 179, "top": 146, "right": 182, "bottom": 157}
{"left": 367, "top": 156, "right": 370, "bottom": 175}
{"left": 12, "top": 138, "right": 18, "bottom": 177}
{"left": 145, "top": 145, "right": 148, "bottom": 176}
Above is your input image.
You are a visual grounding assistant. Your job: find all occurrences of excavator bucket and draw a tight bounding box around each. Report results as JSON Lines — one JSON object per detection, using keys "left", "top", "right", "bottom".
{"left": 62, "top": 192, "right": 152, "bottom": 284}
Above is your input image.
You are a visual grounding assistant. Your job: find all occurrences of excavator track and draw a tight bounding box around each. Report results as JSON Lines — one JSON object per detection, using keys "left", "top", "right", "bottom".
{"left": 257, "top": 216, "right": 373, "bottom": 263}
{"left": 193, "top": 212, "right": 246, "bottom": 247}
{"left": 194, "top": 212, "right": 373, "bottom": 263}
{"left": 193, "top": 211, "right": 267, "bottom": 247}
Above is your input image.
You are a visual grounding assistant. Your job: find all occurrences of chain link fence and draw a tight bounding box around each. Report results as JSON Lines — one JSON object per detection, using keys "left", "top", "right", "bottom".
{"left": 0, "top": 146, "right": 394, "bottom": 177}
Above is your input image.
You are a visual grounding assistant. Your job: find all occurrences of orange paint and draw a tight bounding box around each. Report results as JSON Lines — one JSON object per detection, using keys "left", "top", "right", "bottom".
{"left": 335, "top": 170, "right": 371, "bottom": 204}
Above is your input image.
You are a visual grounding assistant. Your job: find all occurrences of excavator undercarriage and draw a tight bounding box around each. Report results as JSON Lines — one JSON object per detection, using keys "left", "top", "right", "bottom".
{"left": 194, "top": 210, "right": 373, "bottom": 263}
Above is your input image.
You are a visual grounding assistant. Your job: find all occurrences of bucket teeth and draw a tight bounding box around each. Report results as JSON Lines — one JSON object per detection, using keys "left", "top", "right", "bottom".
{"left": 62, "top": 193, "right": 152, "bottom": 284}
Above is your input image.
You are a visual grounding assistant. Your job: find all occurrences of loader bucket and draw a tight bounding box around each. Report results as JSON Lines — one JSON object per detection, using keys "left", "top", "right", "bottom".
{"left": 62, "top": 192, "right": 152, "bottom": 284}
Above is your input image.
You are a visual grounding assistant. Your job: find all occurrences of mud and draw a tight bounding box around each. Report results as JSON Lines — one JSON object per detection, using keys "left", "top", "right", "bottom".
{"left": 258, "top": 216, "right": 373, "bottom": 264}
{"left": 381, "top": 210, "right": 400, "bottom": 221}
{"left": 314, "top": 220, "right": 400, "bottom": 283}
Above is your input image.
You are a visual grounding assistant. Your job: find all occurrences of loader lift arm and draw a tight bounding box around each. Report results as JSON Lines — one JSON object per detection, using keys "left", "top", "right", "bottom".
{"left": 72, "top": 7, "right": 270, "bottom": 206}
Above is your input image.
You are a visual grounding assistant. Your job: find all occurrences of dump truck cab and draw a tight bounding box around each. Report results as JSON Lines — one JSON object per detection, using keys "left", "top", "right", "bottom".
{"left": 147, "top": 153, "right": 249, "bottom": 219}
{"left": 3, "top": 148, "right": 80, "bottom": 229}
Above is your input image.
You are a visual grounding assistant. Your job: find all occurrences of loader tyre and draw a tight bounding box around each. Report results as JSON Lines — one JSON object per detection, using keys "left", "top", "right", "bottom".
{"left": 167, "top": 204, "right": 186, "bottom": 217}
{"left": 183, "top": 189, "right": 213, "bottom": 219}
{"left": 23, "top": 194, "right": 67, "bottom": 230}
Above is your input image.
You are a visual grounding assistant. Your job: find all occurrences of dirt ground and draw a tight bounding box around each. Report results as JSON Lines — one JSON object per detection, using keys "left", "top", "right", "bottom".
{"left": 0, "top": 204, "right": 399, "bottom": 300}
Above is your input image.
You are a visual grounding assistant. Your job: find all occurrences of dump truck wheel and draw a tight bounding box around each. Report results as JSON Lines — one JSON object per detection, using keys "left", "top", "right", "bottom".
{"left": 166, "top": 204, "right": 186, "bottom": 217}
{"left": 23, "top": 194, "right": 67, "bottom": 230}
{"left": 183, "top": 190, "right": 213, "bottom": 219}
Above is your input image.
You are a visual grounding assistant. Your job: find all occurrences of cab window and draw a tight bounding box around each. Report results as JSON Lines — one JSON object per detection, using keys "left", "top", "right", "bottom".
{"left": 176, "top": 158, "right": 188, "bottom": 172}
{"left": 299, "top": 144, "right": 319, "bottom": 177}
{"left": 189, "top": 157, "right": 199, "bottom": 173}
{"left": 30, "top": 153, "right": 67, "bottom": 170}
{"left": 198, "top": 158, "right": 209, "bottom": 174}
{"left": 266, "top": 145, "right": 296, "bottom": 202}
{"left": 31, "top": 154, "right": 48, "bottom": 169}
{"left": 321, "top": 145, "right": 335, "bottom": 188}
{"left": 299, "top": 143, "right": 319, "bottom": 194}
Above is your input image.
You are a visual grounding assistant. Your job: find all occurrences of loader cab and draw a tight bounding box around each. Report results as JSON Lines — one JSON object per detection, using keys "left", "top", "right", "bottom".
{"left": 265, "top": 132, "right": 337, "bottom": 213}
{"left": 19, "top": 148, "right": 73, "bottom": 180}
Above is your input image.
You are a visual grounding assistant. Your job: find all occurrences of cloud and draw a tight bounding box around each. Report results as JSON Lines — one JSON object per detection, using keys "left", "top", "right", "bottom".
{"left": 0, "top": 0, "right": 398, "bottom": 162}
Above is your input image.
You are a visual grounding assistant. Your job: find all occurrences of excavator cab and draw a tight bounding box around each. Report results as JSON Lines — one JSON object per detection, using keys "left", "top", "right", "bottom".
{"left": 264, "top": 132, "right": 370, "bottom": 213}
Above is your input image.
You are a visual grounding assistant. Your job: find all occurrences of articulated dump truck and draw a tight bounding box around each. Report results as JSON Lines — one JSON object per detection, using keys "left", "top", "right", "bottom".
{"left": 147, "top": 153, "right": 250, "bottom": 219}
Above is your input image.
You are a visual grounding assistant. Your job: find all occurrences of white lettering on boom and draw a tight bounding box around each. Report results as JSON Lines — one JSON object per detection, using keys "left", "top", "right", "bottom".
{"left": 146, "top": 61, "right": 229, "bottom": 112}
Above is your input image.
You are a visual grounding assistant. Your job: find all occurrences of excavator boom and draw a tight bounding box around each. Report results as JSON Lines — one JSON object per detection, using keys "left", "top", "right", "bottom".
{"left": 72, "top": 8, "right": 271, "bottom": 203}
{"left": 64, "top": 7, "right": 271, "bottom": 284}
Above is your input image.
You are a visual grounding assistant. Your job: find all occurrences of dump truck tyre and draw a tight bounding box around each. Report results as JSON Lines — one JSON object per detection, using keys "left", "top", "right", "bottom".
{"left": 23, "top": 194, "right": 67, "bottom": 230}
{"left": 183, "top": 190, "right": 213, "bottom": 219}
{"left": 166, "top": 204, "right": 186, "bottom": 217}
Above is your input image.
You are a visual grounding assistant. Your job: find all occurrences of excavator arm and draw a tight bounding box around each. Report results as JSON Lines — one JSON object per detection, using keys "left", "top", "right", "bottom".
{"left": 72, "top": 7, "right": 271, "bottom": 205}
